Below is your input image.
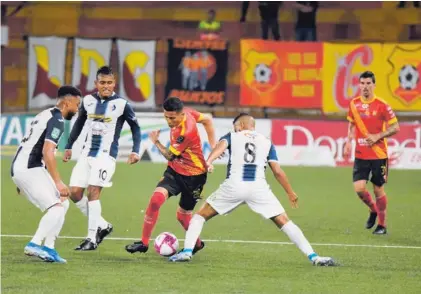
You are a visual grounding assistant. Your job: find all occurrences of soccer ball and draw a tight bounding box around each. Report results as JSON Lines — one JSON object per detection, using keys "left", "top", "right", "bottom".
{"left": 398, "top": 65, "right": 419, "bottom": 90}
{"left": 154, "top": 232, "right": 179, "bottom": 256}
{"left": 254, "top": 63, "right": 272, "bottom": 83}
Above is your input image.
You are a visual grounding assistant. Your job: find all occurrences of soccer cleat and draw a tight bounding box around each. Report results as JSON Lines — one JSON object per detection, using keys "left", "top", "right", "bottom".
{"left": 125, "top": 241, "right": 149, "bottom": 254}
{"left": 178, "top": 241, "right": 206, "bottom": 256}
{"left": 96, "top": 223, "right": 113, "bottom": 245}
{"left": 24, "top": 242, "right": 53, "bottom": 262}
{"left": 169, "top": 250, "right": 192, "bottom": 262}
{"left": 75, "top": 238, "right": 98, "bottom": 251}
{"left": 372, "top": 225, "right": 387, "bottom": 235}
{"left": 42, "top": 246, "right": 67, "bottom": 263}
{"left": 365, "top": 212, "right": 377, "bottom": 229}
{"left": 312, "top": 256, "right": 336, "bottom": 267}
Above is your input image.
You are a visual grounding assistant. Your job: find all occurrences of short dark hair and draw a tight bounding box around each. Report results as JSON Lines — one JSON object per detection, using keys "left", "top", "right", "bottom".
{"left": 57, "top": 85, "right": 82, "bottom": 98}
{"left": 163, "top": 97, "right": 184, "bottom": 113}
{"left": 96, "top": 66, "right": 114, "bottom": 78}
{"left": 233, "top": 113, "right": 250, "bottom": 124}
{"left": 208, "top": 9, "right": 216, "bottom": 15}
{"left": 359, "top": 71, "right": 376, "bottom": 84}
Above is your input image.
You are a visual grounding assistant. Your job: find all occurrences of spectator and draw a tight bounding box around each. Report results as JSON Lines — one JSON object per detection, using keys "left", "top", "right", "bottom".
{"left": 198, "top": 9, "right": 221, "bottom": 41}
{"left": 294, "top": 1, "right": 318, "bottom": 42}
{"left": 241, "top": 1, "right": 282, "bottom": 41}
{"left": 397, "top": 1, "right": 420, "bottom": 8}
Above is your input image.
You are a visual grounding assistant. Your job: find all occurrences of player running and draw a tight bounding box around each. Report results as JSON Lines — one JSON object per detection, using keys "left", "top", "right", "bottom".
{"left": 125, "top": 97, "right": 216, "bottom": 255}
{"left": 63, "top": 66, "right": 141, "bottom": 250}
{"left": 170, "top": 113, "right": 336, "bottom": 266}
{"left": 344, "top": 71, "right": 399, "bottom": 235}
{"left": 11, "top": 86, "right": 81, "bottom": 263}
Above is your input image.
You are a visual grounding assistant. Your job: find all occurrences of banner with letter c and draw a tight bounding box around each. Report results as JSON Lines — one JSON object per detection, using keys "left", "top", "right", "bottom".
{"left": 240, "top": 40, "right": 323, "bottom": 108}
{"left": 322, "top": 43, "right": 421, "bottom": 112}
{"left": 117, "top": 40, "right": 156, "bottom": 108}
{"left": 28, "top": 36, "right": 67, "bottom": 109}
{"left": 72, "top": 38, "right": 112, "bottom": 96}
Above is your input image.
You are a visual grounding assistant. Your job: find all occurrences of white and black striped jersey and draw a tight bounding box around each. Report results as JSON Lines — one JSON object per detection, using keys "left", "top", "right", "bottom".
{"left": 11, "top": 107, "right": 64, "bottom": 175}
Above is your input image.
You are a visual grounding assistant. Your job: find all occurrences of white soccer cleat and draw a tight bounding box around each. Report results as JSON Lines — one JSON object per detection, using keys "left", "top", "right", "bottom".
{"left": 168, "top": 251, "right": 192, "bottom": 262}
{"left": 312, "top": 256, "right": 336, "bottom": 267}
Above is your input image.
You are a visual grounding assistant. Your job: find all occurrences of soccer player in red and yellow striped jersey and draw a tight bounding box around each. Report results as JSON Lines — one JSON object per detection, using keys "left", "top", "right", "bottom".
{"left": 125, "top": 97, "right": 216, "bottom": 254}
{"left": 344, "top": 71, "right": 400, "bottom": 235}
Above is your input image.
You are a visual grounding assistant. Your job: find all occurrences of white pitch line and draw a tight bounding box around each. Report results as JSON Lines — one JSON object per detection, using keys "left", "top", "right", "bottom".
{"left": 1, "top": 234, "right": 420, "bottom": 250}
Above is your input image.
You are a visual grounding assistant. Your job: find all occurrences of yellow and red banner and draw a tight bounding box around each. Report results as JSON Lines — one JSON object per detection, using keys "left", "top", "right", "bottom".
{"left": 240, "top": 40, "right": 323, "bottom": 108}
{"left": 323, "top": 43, "right": 421, "bottom": 112}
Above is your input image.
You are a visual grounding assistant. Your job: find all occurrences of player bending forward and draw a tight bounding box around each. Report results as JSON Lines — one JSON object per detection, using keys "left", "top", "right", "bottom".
{"left": 125, "top": 97, "right": 216, "bottom": 255}
{"left": 170, "top": 113, "right": 336, "bottom": 266}
{"left": 11, "top": 86, "right": 81, "bottom": 263}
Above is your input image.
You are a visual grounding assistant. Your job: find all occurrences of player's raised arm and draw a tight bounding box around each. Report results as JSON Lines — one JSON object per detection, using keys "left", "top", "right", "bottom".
{"left": 198, "top": 113, "right": 216, "bottom": 149}
{"left": 63, "top": 101, "right": 87, "bottom": 162}
{"left": 267, "top": 144, "right": 298, "bottom": 208}
{"left": 123, "top": 102, "right": 141, "bottom": 164}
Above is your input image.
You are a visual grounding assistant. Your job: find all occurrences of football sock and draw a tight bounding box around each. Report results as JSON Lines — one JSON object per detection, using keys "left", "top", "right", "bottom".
{"left": 75, "top": 196, "right": 109, "bottom": 229}
{"left": 44, "top": 200, "right": 69, "bottom": 249}
{"left": 141, "top": 191, "right": 166, "bottom": 245}
{"left": 176, "top": 209, "right": 203, "bottom": 247}
{"left": 31, "top": 205, "right": 65, "bottom": 246}
{"left": 376, "top": 195, "right": 388, "bottom": 227}
{"left": 87, "top": 200, "right": 103, "bottom": 241}
{"left": 357, "top": 191, "right": 378, "bottom": 213}
{"left": 184, "top": 214, "right": 206, "bottom": 252}
{"left": 281, "top": 221, "right": 315, "bottom": 258}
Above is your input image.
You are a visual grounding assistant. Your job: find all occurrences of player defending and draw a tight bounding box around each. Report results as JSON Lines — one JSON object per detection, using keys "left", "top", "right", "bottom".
{"left": 125, "top": 97, "right": 216, "bottom": 254}
{"left": 170, "top": 114, "right": 335, "bottom": 266}
{"left": 63, "top": 66, "right": 141, "bottom": 250}
{"left": 11, "top": 86, "right": 81, "bottom": 263}
{"left": 344, "top": 71, "right": 399, "bottom": 235}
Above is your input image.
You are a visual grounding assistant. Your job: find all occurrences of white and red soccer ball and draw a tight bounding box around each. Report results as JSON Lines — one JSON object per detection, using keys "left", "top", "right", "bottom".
{"left": 154, "top": 232, "right": 179, "bottom": 256}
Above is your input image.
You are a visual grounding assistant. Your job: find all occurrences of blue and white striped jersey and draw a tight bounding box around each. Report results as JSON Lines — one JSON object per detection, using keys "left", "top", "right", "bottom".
{"left": 65, "top": 93, "right": 141, "bottom": 159}
{"left": 220, "top": 130, "right": 278, "bottom": 182}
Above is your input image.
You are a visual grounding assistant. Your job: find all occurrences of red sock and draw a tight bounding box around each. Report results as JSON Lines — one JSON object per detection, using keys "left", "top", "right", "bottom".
{"left": 357, "top": 191, "right": 378, "bottom": 213}
{"left": 176, "top": 209, "right": 202, "bottom": 247}
{"left": 141, "top": 192, "right": 166, "bottom": 245}
{"left": 376, "top": 195, "right": 388, "bottom": 227}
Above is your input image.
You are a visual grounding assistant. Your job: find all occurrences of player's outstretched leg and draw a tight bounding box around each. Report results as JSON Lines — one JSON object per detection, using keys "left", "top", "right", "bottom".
{"left": 24, "top": 203, "right": 66, "bottom": 263}
{"left": 125, "top": 189, "right": 167, "bottom": 254}
{"left": 176, "top": 208, "right": 205, "bottom": 255}
{"left": 41, "top": 199, "right": 70, "bottom": 263}
{"left": 71, "top": 187, "right": 113, "bottom": 249}
{"left": 170, "top": 203, "right": 218, "bottom": 262}
{"left": 273, "top": 214, "right": 336, "bottom": 267}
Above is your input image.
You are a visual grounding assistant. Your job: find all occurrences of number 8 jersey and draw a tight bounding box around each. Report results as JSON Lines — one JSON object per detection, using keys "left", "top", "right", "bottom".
{"left": 219, "top": 130, "right": 278, "bottom": 182}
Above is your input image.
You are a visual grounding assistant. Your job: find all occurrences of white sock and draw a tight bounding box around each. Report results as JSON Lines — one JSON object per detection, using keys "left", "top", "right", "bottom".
{"left": 31, "top": 205, "right": 64, "bottom": 246}
{"left": 44, "top": 200, "right": 69, "bottom": 249}
{"left": 183, "top": 214, "right": 206, "bottom": 253}
{"left": 76, "top": 196, "right": 109, "bottom": 229}
{"left": 281, "top": 221, "right": 317, "bottom": 261}
{"left": 87, "top": 200, "right": 102, "bottom": 241}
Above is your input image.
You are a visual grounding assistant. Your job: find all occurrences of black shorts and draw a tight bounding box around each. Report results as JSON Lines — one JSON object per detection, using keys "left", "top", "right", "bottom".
{"left": 157, "top": 167, "right": 207, "bottom": 211}
{"left": 353, "top": 158, "right": 389, "bottom": 187}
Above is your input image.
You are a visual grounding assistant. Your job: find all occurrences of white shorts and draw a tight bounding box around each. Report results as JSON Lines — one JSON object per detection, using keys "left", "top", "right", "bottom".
{"left": 206, "top": 180, "right": 285, "bottom": 219}
{"left": 69, "top": 154, "right": 116, "bottom": 188}
{"left": 12, "top": 167, "right": 60, "bottom": 212}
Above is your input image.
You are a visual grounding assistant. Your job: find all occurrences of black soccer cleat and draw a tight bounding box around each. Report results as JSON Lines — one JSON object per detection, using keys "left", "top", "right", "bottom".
{"left": 372, "top": 225, "right": 387, "bottom": 235}
{"left": 178, "top": 241, "right": 206, "bottom": 256}
{"left": 365, "top": 212, "right": 377, "bottom": 229}
{"left": 125, "top": 241, "right": 149, "bottom": 254}
{"left": 96, "top": 224, "right": 113, "bottom": 245}
{"left": 75, "top": 238, "right": 98, "bottom": 251}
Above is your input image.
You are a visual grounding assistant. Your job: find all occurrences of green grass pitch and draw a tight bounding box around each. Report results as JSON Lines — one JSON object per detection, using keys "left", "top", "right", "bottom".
{"left": 1, "top": 158, "right": 421, "bottom": 293}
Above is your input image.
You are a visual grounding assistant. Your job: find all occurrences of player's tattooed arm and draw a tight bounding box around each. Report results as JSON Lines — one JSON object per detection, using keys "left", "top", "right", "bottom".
{"left": 378, "top": 122, "right": 400, "bottom": 139}
{"left": 155, "top": 140, "right": 176, "bottom": 161}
